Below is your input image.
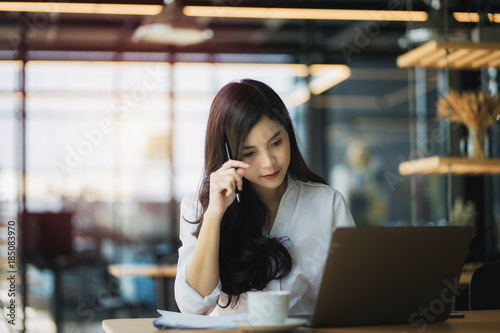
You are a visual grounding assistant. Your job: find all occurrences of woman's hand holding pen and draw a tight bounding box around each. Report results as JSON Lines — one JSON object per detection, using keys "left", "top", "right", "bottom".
{"left": 208, "top": 160, "right": 249, "bottom": 215}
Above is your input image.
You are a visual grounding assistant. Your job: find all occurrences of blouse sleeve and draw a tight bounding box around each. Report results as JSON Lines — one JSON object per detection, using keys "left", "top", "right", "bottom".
{"left": 332, "top": 190, "right": 357, "bottom": 228}
{"left": 174, "top": 193, "right": 222, "bottom": 314}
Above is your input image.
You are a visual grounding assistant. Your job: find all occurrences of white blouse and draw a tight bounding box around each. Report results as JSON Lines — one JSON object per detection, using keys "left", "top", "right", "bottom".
{"left": 174, "top": 177, "right": 356, "bottom": 316}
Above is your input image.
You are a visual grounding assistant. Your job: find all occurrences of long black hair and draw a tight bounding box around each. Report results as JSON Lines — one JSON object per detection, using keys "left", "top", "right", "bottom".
{"left": 192, "top": 79, "right": 326, "bottom": 307}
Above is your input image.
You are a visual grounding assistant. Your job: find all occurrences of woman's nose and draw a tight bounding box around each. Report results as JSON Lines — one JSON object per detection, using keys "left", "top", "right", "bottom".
{"left": 261, "top": 150, "right": 276, "bottom": 168}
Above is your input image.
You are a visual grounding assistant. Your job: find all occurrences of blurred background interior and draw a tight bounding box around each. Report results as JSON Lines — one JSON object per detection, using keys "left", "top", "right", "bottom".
{"left": 0, "top": 0, "right": 500, "bottom": 332}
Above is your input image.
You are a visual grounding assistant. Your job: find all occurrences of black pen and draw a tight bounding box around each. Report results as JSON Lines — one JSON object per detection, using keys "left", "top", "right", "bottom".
{"left": 224, "top": 136, "right": 241, "bottom": 203}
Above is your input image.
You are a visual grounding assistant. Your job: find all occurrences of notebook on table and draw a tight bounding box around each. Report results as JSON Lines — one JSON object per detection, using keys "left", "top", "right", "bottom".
{"left": 309, "top": 226, "right": 473, "bottom": 328}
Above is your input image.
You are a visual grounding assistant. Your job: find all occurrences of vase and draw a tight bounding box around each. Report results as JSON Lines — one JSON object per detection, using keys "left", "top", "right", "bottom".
{"left": 467, "top": 129, "right": 489, "bottom": 159}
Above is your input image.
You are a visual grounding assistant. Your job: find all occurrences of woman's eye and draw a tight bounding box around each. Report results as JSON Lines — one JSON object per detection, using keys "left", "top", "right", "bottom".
{"left": 271, "top": 139, "right": 282, "bottom": 147}
{"left": 243, "top": 152, "right": 254, "bottom": 158}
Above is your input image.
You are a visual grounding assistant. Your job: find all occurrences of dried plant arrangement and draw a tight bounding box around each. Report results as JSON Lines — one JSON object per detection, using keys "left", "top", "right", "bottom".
{"left": 436, "top": 89, "right": 500, "bottom": 130}
{"left": 436, "top": 89, "right": 500, "bottom": 159}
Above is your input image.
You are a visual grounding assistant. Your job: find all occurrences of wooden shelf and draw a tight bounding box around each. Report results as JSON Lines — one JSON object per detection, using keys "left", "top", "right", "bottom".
{"left": 399, "top": 156, "right": 500, "bottom": 175}
{"left": 397, "top": 40, "right": 500, "bottom": 70}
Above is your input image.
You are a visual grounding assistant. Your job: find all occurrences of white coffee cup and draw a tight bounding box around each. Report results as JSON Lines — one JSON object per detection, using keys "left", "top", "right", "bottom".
{"left": 247, "top": 291, "right": 290, "bottom": 326}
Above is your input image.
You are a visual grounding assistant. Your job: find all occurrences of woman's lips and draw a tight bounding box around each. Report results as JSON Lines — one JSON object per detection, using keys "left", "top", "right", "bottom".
{"left": 262, "top": 169, "right": 280, "bottom": 180}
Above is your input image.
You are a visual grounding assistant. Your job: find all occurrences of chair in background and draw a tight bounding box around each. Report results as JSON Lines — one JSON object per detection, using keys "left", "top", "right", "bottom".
{"left": 469, "top": 261, "right": 500, "bottom": 310}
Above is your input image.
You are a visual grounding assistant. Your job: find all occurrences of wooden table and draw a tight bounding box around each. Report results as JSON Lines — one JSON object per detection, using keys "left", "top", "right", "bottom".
{"left": 103, "top": 310, "right": 500, "bottom": 333}
{"left": 108, "top": 264, "right": 177, "bottom": 311}
{"left": 108, "top": 264, "right": 177, "bottom": 278}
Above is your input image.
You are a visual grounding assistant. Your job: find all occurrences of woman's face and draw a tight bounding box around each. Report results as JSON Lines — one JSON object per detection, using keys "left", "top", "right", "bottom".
{"left": 241, "top": 115, "right": 291, "bottom": 195}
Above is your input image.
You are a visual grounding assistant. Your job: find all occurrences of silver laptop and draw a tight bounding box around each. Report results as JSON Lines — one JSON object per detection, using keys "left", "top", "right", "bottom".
{"left": 309, "top": 226, "right": 473, "bottom": 328}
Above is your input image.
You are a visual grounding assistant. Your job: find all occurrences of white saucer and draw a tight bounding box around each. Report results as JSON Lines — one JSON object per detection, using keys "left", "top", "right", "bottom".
{"left": 234, "top": 318, "right": 308, "bottom": 332}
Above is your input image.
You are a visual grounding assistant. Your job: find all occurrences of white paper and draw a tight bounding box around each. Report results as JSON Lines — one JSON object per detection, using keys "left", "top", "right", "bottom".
{"left": 154, "top": 310, "right": 248, "bottom": 329}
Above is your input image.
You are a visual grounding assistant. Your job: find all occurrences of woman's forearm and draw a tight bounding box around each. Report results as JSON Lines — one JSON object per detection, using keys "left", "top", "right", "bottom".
{"left": 185, "top": 208, "right": 223, "bottom": 297}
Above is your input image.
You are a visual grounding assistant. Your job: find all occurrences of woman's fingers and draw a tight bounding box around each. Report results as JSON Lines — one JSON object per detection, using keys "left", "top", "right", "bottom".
{"left": 211, "top": 160, "right": 248, "bottom": 197}
{"left": 221, "top": 169, "right": 239, "bottom": 195}
{"left": 223, "top": 160, "right": 249, "bottom": 171}
{"left": 222, "top": 160, "right": 248, "bottom": 191}
{"left": 219, "top": 172, "right": 235, "bottom": 197}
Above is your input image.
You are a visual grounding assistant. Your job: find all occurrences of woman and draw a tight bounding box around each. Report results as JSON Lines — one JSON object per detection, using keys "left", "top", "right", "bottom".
{"left": 174, "top": 79, "right": 355, "bottom": 317}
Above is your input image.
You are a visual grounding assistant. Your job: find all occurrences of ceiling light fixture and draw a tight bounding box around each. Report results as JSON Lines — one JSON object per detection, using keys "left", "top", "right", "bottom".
{"left": 133, "top": 23, "right": 214, "bottom": 46}
{"left": 309, "top": 65, "right": 351, "bottom": 95}
{"left": 0, "top": 2, "right": 163, "bottom": 15}
{"left": 183, "top": 6, "right": 428, "bottom": 22}
{"left": 285, "top": 86, "right": 311, "bottom": 108}
{"left": 133, "top": 1, "right": 213, "bottom": 46}
{"left": 453, "top": 12, "right": 500, "bottom": 23}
